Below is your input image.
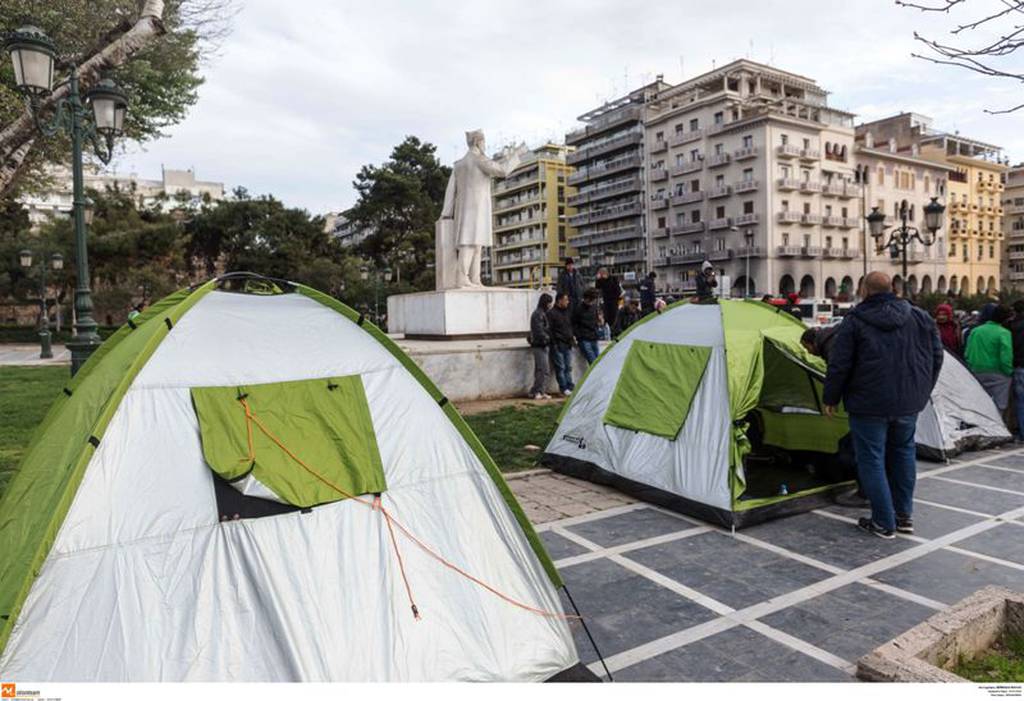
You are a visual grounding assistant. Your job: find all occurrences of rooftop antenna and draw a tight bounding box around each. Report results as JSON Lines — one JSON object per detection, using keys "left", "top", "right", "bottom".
{"left": 679, "top": 55, "right": 685, "bottom": 80}
{"left": 712, "top": 58, "right": 716, "bottom": 70}
{"left": 769, "top": 43, "right": 776, "bottom": 65}
{"left": 748, "top": 38, "right": 753, "bottom": 59}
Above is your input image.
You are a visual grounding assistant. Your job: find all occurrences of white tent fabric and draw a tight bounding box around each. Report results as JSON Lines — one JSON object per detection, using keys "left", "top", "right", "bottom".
{"left": 916, "top": 349, "right": 1011, "bottom": 457}
{"left": 545, "top": 305, "right": 733, "bottom": 510}
{"left": 0, "top": 291, "right": 576, "bottom": 681}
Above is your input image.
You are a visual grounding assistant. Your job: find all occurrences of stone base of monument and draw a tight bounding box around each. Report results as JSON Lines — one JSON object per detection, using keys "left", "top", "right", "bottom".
{"left": 387, "top": 287, "right": 538, "bottom": 340}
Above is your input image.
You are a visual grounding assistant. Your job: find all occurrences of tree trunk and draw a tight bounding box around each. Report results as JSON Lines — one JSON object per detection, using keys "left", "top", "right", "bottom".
{"left": 0, "top": 0, "right": 167, "bottom": 196}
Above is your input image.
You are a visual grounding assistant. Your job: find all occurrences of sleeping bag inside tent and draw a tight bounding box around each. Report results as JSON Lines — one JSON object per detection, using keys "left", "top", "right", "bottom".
{"left": 542, "top": 300, "right": 857, "bottom": 528}
{"left": 0, "top": 274, "right": 589, "bottom": 682}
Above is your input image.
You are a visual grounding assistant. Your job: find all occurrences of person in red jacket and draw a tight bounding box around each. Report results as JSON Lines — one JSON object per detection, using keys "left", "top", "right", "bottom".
{"left": 934, "top": 303, "right": 962, "bottom": 356}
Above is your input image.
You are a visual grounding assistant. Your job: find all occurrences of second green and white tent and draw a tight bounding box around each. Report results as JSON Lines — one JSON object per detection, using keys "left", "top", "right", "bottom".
{"left": 542, "top": 300, "right": 1010, "bottom": 528}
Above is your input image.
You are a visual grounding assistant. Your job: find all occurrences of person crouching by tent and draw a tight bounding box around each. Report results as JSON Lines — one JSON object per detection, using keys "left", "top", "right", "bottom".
{"left": 573, "top": 288, "right": 602, "bottom": 365}
{"left": 934, "top": 304, "right": 962, "bottom": 356}
{"left": 823, "top": 271, "right": 943, "bottom": 539}
{"left": 614, "top": 296, "right": 642, "bottom": 338}
{"left": 695, "top": 261, "right": 718, "bottom": 302}
{"left": 800, "top": 326, "right": 839, "bottom": 362}
{"left": 965, "top": 304, "right": 1014, "bottom": 415}
{"left": 547, "top": 293, "right": 576, "bottom": 396}
{"left": 528, "top": 293, "right": 553, "bottom": 400}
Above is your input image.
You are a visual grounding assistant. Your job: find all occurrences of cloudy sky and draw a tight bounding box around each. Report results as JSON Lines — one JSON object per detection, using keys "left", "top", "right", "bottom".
{"left": 114, "top": 0, "right": 1023, "bottom": 215}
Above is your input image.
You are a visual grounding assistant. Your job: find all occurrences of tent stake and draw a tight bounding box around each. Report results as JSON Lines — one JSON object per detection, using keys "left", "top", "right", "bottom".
{"left": 563, "top": 585, "right": 613, "bottom": 682}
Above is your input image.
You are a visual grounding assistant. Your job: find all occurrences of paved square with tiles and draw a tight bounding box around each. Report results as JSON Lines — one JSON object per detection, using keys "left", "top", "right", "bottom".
{"left": 512, "top": 445, "right": 1024, "bottom": 682}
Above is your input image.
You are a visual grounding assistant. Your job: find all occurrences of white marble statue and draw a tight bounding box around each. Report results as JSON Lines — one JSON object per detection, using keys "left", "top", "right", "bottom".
{"left": 436, "top": 130, "right": 527, "bottom": 289}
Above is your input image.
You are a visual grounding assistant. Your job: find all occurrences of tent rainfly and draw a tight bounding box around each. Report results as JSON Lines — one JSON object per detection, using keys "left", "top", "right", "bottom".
{"left": 0, "top": 274, "right": 592, "bottom": 682}
{"left": 542, "top": 300, "right": 1011, "bottom": 528}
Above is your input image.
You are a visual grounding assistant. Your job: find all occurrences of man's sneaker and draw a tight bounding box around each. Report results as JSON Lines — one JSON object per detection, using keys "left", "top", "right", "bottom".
{"left": 540, "top": 393, "right": 552, "bottom": 399}
{"left": 895, "top": 516, "right": 914, "bottom": 534}
{"left": 857, "top": 517, "right": 895, "bottom": 540}
{"left": 563, "top": 389, "right": 573, "bottom": 397}
{"left": 529, "top": 392, "right": 544, "bottom": 400}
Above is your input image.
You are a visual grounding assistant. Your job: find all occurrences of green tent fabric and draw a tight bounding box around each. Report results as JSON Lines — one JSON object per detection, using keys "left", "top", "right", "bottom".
{"left": 760, "top": 410, "right": 848, "bottom": 453}
{"left": 192, "top": 376, "right": 386, "bottom": 507}
{"left": 604, "top": 341, "right": 711, "bottom": 440}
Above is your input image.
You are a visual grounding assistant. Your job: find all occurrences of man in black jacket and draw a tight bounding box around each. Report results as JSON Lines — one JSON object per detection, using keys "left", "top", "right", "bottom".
{"left": 556, "top": 258, "right": 584, "bottom": 313}
{"left": 573, "top": 288, "right": 602, "bottom": 365}
{"left": 614, "top": 296, "right": 642, "bottom": 337}
{"left": 638, "top": 271, "right": 657, "bottom": 316}
{"left": 695, "top": 261, "right": 718, "bottom": 302}
{"left": 823, "top": 271, "right": 943, "bottom": 539}
{"left": 528, "top": 293, "right": 553, "bottom": 399}
{"left": 547, "top": 293, "right": 576, "bottom": 396}
{"left": 595, "top": 267, "right": 621, "bottom": 331}
{"left": 800, "top": 325, "right": 839, "bottom": 362}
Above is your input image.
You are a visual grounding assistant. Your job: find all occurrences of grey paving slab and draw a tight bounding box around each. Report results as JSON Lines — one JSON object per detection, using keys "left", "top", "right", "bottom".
{"left": 823, "top": 500, "right": 985, "bottom": 539}
{"left": 944, "top": 465, "right": 1024, "bottom": 493}
{"left": 625, "top": 531, "right": 832, "bottom": 610}
{"left": 955, "top": 523, "right": 1024, "bottom": 566}
{"left": 564, "top": 506, "right": 693, "bottom": 548}
{"left": 871, "top": 548, "right": 1024, "bottom": 604}
{"left": 559, "top": 557, "right": 718, "bottom": 664}
{"left": 614, "top": 625, "right": 853, "bottom": 682}
{"left": 742, "top": 512, "right": 915, "bottom": 569}
{"left": 540, "top": 530, "right": 589, "bottom": 560}
{"left": 915, "top": 477, "right": 1024, "bottom": 515}
{"left": 760, "top": 582, "right": 933, "bottom": 663}
{"left": 977, "top": 452, "right": 1024, "bottom": 470}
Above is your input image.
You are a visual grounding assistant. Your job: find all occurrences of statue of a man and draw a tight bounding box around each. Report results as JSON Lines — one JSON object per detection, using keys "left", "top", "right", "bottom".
{"left": 437, "top": 130, "right": 526, "bottom": 289}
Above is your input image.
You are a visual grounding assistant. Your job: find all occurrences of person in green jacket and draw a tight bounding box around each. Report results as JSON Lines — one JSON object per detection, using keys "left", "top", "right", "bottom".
{"left": 965, "top": 304, "right": 1014, "bottom": 411}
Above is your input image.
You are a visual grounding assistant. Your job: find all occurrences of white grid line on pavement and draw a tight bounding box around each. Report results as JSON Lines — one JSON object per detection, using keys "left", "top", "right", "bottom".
{"left": 943, "top": 545, "right": 1024, "bottom": 572}
{"left": 912, "top": 497, "right": 994, "bottom": 519}
{"left": 858, "top": 579, "right": 946, "bottom": 611}
{"left": 975, "top": 462, "right": 1024, "bottom": 475}
{"left": 928, "top": 475, "right": 1024, "bottom": 497}
{"left": 534, "top": 502, "right": 648, "bottom": 533}
{"left": 551, "top": 525, "right": 711, "bottom": 569}
{"left": 742, "top": 620, "right": 857, "bottom": 675}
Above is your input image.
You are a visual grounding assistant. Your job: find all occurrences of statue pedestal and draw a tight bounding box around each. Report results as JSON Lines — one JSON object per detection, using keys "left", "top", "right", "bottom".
{"left": 387, "top": 287, "right": 539, "bottom": 340}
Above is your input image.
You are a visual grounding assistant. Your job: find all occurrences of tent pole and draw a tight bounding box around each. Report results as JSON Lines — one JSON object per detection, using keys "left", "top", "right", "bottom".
{"left": 562, "top": 585, "right": 613, "bottom": 682}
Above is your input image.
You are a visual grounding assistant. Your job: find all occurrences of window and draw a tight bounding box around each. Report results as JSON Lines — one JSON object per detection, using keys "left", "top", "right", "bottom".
{"left": 690, "top": 148, "right": 701, "bottom": 162}
{"left": 676, "top": 153, "right": 685, "bottom": 166}
{"left": 782, "top": 232, "right": 790, "bottom": 245}
{"left": 842, "top": 237, "right": 848, "bottom": 248}
{"left": 715, "top": 174, "right": 725, "bottom": 186}
{"left": 742, "top": 135, "right": 753, "bottom": 148}
{"left": 713, "top": 111, "right": 724, "bottom": 125}
{"left": 715, "top": 205, "right": 725, "bottom": 218}
{"left": 716, "top": 238, "right": 726, "bottom": 251}
{"left": 690, "top": 179, "right": 700, "bottom": 192}
{"left": 743, "top": 168, "right": 753, "bottom": 181}
{"left": 655, "top": 131, "right": 664, "bottom": 141}
{"left": 801, "top": 169, "right": 811, "bottom": 182}
{"left": 803, "top": 202, "right": 811, "bottom": 214}
{"left": 714, "top": 143, "right": 725, "bottom": 155}
{"left": 781, "top": 134, "right": 789, "bottom": 145}
{"left": 803, "top": 234, "right": 811, "bottom": 247}
{"left": 825, "top": 204, "right": 833, "bottom": 216}
{"left": 802, "top": 137, "right": 810, "bottom": 149}
{"left": 657, "top": 216, "right": 666, "bottom": 228}
{"left": 825, "top": 236, "right": 833, "bottom": 248}
{"left": 841, "top": 206, "right": 848, "bottom": 217}
{"left": 690, "top": 210, "right": 701, "bottom": 223}
{"left": 781, "top": 199, "right": 790, "bottom": 211}
{"left": 990, "top": 244, "right": 995, "bottom": 258}
{"left": 689, "top": 118, "right": 699, "bottom": 132}
{"left": 675, "top": 123, "right": 684, "bottom": 134}
{"left": 743, "top": 201, "right": 754, "bottom": 214}
{"left": 877, "top": 167, "right": 884, "bottom": 185}
{"left": 950, "top": 243, "right": 957, "bottom": 256}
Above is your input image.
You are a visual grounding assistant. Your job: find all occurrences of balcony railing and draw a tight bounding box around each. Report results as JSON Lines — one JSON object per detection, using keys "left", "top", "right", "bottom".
{"left": 821, "top": 183, "right": 846, "bottom": 197}
{"left": 822, "top": 215, "right": 844, "bottom": 227}
{"left": 801, "top": 213, "right": 824, "bottom": 225}
{"left": 671, "top": 160, "right": 703, "bottom": 176}
{"left": 734, "top": 179, "right": 759, "bottom": 193}
{"left": 707, "top": 185, "right": 731, "bottom": 199}
{"left": 493, "top": 193, "right": 542, "bottom": 214}
{"left": 651, "top": 196, "right": 669, "bottom": 210}
{"left": 840, "top": 183, "right": 861, "bottom": 199}
{"left": 841, "top": 217, "right": 859, "bottom": 229}
{"left": 708, "top": 217, "right": 732, "bottom": 230}
{"left": 567, "top": 175, "right": 642, "bottom": 206}
{"left": 649, "top": 138, "right": 668, "bottom": 154}
{"left": 799, "top": 148, "right": 821, "bottom": 161}
{"left": 734, "top": 245, "right": 765, "bottom": 258}
{"left": 666, "top": 252, "right": 707, "bottom": 265}
{"left": 839, "top": 248, "right": 860, "bottom": 259}
{"left": 565, "top": 104, "right": 643, "bottom": 145}
{"left": 570, "top": 224, "right": 642, "bottom": 248}
{"left": 777, "top": 211, "right": 803, "bottom": 223}
{"left": 567, "top": 154, "right": 642, "bottom": 184}
{"left": 776, "top": 245, "right": 803, "bottom": 256}
{"left": 801, "top": 245, "right": 823, "bottom": 257}
{"left": 569, "top": 200, "right": 641, "bottom": 226}
{"left": 708, "top": 249, "right": 733, "bottom": 261}
{"left": 671, "top": 191, "right": 703, "bottom": 205}
{"left": 669, "top": 129, "right": 702, "bottom": 147}
{"left": 799, "top": 180, "right": 822, "bottom": 193}
{"left": 566, "top": 130, "right": 642, "bottom": 165}
{"left": 670, "top": 222, "right": 706, "bottom": 235}
{"left": 734, "top": 213, "right": 759, "bottom": 226}
{"left": 652, "top": 226, "right": 670, "bottom": 239}
{"left": 777, "top": 144, "right": 802, "bottom": 158}
{"left": 650, "top": 168, "right": 669, "bottom": 182}
{"left": 734, "top": 146, "right": 758, "bottom": 160}
{"left": 707, "top": 153, "right": 731, "bottom": 168}
{"left": 777, "top": 178, "right": 800, "bottom": 190}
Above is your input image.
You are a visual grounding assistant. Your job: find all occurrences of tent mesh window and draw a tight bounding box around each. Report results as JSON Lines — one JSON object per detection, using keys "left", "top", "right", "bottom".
{"left": 603, "top": 341, "right": 712, "bottom": 440}
{"left": 192, "top": 375, "right": 386, "bottom": 517}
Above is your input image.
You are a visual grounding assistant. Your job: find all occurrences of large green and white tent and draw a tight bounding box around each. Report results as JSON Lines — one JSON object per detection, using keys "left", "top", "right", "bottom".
{"left": 542, "top": 299, "right": 1008, "bottom": 528}
{"left": 0, "top": 275, "right": 584, "bottom": 682}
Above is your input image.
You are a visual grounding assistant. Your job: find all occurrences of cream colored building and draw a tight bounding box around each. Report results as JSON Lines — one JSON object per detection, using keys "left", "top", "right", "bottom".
{"left": 1004, "top": 164, "right": 1024, "bottom": 289}
{"left": 852, "top": 136, "right": 952, "bottom": 295}
{"left": 490, "top": 144, "right": 577, "bottom": 288}
{"left": 21, "top": 165, "right": 225, "bottom": 226}
{"left": 644, "top": 60, "right": 860, "bottom": 298}
{"left": 858, "top": 113, "right": 1005, "bottom": 295}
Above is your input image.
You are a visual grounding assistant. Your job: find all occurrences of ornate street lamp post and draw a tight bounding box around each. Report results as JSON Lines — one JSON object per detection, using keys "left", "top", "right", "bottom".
{"left": 19, "top": 249, "right": 64, "bottom": 359}
{"left": 866, "top": 197, "right": 945, "bottom": 298}
{"left": 5, "top": 26, "right": 129, "bottom": 374}
{"left": 360, "top": 265, "right": 393, "bottom": 324}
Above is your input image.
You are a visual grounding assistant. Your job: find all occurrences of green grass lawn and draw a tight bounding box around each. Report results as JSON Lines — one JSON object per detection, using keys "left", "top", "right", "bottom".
{"left": 463, "top": 403, "right": 562, "bottom": 472}
{"left": 955, "top": 634, "right": 1024, "bottom": 682}
{"left": 0, "top": 366, "right": 67, "bottom": 498}
{"left": 0, "top": 366, "right": 561, "bottom": 500}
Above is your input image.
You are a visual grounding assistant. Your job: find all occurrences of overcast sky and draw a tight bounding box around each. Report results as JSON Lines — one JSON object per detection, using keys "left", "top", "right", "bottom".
{"left": 113, "top": 0, "right": 1024, "bottom": 215}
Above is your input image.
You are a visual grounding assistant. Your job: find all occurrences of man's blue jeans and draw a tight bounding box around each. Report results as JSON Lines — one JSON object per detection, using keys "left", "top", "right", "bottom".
{"left": 847, "top": 413, "right": 918, "bottom": 532}
{"left": 1013, "top": 368, "right": 1024, "bottom": 438}
{"left": 550, "top": 343, "right": 574, "bottom": 393}
{"left": 578, "top": 339, "right": 599, "bottom": 365}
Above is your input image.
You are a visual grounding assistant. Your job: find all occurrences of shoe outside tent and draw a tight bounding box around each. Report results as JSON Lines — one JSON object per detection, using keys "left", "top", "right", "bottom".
{"left": 0, "top": 274, "right": 593, "bottom": 682}
{"left": 541, "top": 300, "right": 1011, "bottom": 529}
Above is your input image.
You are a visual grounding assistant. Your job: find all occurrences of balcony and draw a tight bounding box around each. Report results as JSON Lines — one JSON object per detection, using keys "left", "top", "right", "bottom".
{"left": 568, "top": 200, "right": 640, "bottom": 226}
{"left": 570, "top": 224, "right": 642, "bottom": 248}
{"left": 799, "top": 180, "right": 822, "bottom": 193}
{"left": 567, "top": 176, "right": 642, "bottom": 206}
{"left": 566, "top": 154, "right": 642, "bottom": 185}
{"left": 734, "top": 179, "right": 759, "bottom": 193}
{"left": 666, "top": 252, "right": 708, "bottom": 266}
{"left": 840, "top": 184, "right": 861, "bottom": 199}
{"left": 707, "top": 185, "right": 731, "bottom": 199}
{"left": 670, "top": 129, "right": 703, "bottom": 147}
{"left": 708, "top": 217, "right": 732, "bottom": 230}
{"left": 734, "top": 146, "right": 758, "bottom": 160}
{"left": 566, "top": 130, "right": 642, "bottom": 165}
{"left": 493, "top": 193, "right": 542, "bottom": 214}
{"left": 494, "top": 215, "right": 543, "bottom": 233}
{"left": 799, "top": 148, "right": 821, "bottom": 161}
{"left": 708, "top": 249, "right": 733, "bottom": 261}
{"left": 821, "top": 182, "right": 845, "bottom": 197}
{"left": 801, "top": 213, "right": 823, "bottom": 225}
{"left": 839, "top": 248, "right": 860, "bottom": 259}
{"left": 670, "top": 222, "right": 706, "bottom": 235}
{"left": 777, "top": 211, "right": 803, "bottom": 224}
{"left": 734, "top": 213, "right": 759, "bottom": 227}
{"left": 734, "top": 245, "right": 765, "bottom": 258}
{"left": 494, "top": 176, "right": 538, "bottom": 195}
{"left": 671, "top": 160, "right": 703, "bottom": 176}
{"left": 671, "top": 191, "right": 703, "bottom": 206}
{"left": 649, "top": 138, "right": 668, "bottom": 154}
{"left": 777, "top": 144, "right": 802, "bottom": 159}
{"left": 841, "top": 217, "right": 859, "bottom": 229}
{"left": 651, "top": 196, "right": 669, "bottom": 210}
{"left": 802, "top": 246, "right": 823, "bottom": 257}
{"left": 652, "top": 226, "right": 670, "bottom": 239}
{"left": 707, "top": 153, "right": 731, "bottom": 168}
{"left": 650, "top": 168, "right": 669, "bottom": 182}
{"left": 821, "top": 247, "right": 842, "bottom": 259}
{"left": 565, "top": 105, "right": 643, "bottom": 145}
{"left": 822, "top": 215, "right": 844, "bottom": 228}
{"left": 776, "top": 245, "right": 803, "bottom": 257}
{"left": 777, "top": 177, "right": 800, "bottom": 191}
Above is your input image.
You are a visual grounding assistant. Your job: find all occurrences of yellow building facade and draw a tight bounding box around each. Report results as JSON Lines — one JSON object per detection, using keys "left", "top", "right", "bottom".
{"left": 490, "top": 144, "right": 577, "bottom": 288}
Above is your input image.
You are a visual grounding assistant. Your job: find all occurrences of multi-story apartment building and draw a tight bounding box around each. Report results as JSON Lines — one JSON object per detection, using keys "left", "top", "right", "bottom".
{"left": 20, "top": 165, "right": 225, "bottom": 226}
{"left": 1004, "top": 164, "right": 1024, "bottom": 289}
{"left": 852, "top": 133, "right": 952, "bottom": 296}
{"left": 489, "top": 144, "right": 577, "bottom": 288}
{"left": 565, "top": 78, "right": 669, "bottom": 285}
{"left": 859, "top": 113, "right": 1005, "bottom": 295}
{"left": 643, "top": 60, "right": 859, "bottom": 298}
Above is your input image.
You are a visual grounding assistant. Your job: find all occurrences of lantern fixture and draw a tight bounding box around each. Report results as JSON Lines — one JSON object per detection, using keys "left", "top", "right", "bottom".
{"left": 19, "top": 249, "right": 33, "bottom": 269}
{"left": 85, "top": 78, "right": 128, "bottom": 137}
{"left": 923, "top": 196, "right": 946, "bottom": 234}
{"left": 866, "top": 207, "right": 887, "bottom": 241}
{"left": 50, "top": 252, "right": 64, "bottom": 271}
{"left": 5, "top": 26, "right": 55, "bottom": 97}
